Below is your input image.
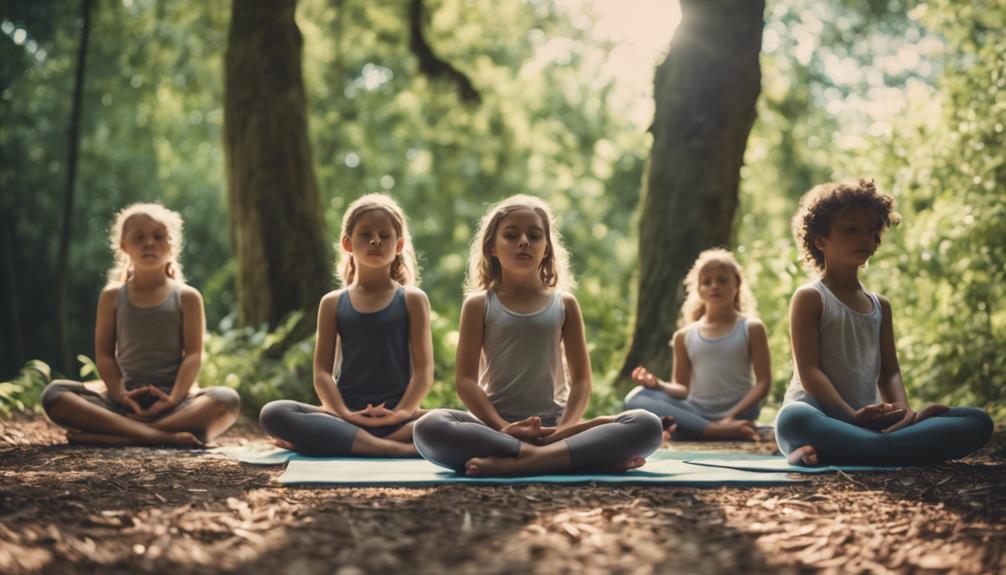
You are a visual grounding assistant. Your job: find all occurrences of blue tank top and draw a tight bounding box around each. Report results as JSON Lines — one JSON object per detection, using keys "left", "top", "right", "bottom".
{"left": 335, "top": 287, "right": 412, "bottom": 410}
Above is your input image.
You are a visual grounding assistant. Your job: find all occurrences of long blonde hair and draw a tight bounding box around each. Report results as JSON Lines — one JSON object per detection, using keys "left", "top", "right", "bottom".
{"left": 678, "top": 248, "right": 754, "bottom": 327}
{"left": 337, "top": 193, "right": 419, "bottom": 287}
{"left": 107, "top": 203, "right": 185, "bottom": 285}
{"left": 464, "top": 194, "right": 575, "bottom": 295}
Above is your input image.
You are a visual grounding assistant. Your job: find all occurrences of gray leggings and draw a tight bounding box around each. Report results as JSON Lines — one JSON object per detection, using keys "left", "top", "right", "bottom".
{"left": 775, "top": 401, "right": 994, "bottom": 465}
{"left": 412, "top": 408, "right": 664, "bottom": 473}
{"left": 258, "top": 399, "right": 414, "bottom": 456}
{"left": 624, "top": 386, "right": 760, "bottom": 441}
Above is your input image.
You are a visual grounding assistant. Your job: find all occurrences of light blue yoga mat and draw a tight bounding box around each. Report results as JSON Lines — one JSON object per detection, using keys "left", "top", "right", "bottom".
{"left": 683, "top": 458, "right": 901, "bottom": 474}
{"left": 277, "top": 456, "right": 805, "bottom": 487}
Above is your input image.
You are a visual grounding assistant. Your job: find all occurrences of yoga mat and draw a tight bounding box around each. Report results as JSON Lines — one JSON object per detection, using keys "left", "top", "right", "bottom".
{"left": 277, "top": 457, "right": 806, "bottom": 487}
{"left": 683, "top": 457, "right": 901, "bottom": 474}
{"left": 213, "top": 444, "right": 779, "bottom": 466}
{"left": 210, "top": 445, "right": 296, "bottom": 465}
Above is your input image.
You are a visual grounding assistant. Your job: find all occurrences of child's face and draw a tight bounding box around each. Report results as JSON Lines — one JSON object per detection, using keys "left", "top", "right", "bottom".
{"left": 491, "top": 208, "right": 548, "bottom": 274}
{"left": 342, "top": 209, "right": 403, "bottom": 269}
{"left": 697, "top": 263, "right": 738, "bottom": 306}
{"left": 816, "top": 205, "right": 882, "bottom": 269}
{"left": 121, "top": 215, "right": 171, "bottom": 271}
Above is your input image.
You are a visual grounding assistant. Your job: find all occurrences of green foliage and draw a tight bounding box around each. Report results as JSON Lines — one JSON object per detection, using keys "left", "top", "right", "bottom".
{"left": 0, "top": 360, "right": 51, "bottom": 416}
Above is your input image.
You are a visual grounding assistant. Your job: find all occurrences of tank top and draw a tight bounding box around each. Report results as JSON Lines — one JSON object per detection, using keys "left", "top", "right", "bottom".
{"left": 478, "top": 290, "right": 568, "bottom": 422}
{"left": 115, "top": 282, "right": 184, "bottom": 390}
{"left": 682, "top": 316, "right": 754, "bottom": 418}
{"left": 335, "top": 287, "right": 412, "bottom": 411}
{"left": 784, "top": 279, "right": 881, "bottom": 414}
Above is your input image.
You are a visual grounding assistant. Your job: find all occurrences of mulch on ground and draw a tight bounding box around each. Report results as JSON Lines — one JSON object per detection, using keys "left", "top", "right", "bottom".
{"left": 1, "top": 415, "right": 1003, "bottom": 574}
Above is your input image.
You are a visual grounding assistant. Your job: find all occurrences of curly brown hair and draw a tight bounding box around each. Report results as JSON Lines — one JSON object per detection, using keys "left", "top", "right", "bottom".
{"left": 792, "top": 178, "right": 901, "bottom": 273}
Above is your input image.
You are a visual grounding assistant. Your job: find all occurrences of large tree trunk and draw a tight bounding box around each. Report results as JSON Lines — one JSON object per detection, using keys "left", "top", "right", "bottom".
{"left": 224, "top": 0, "right": 332, "bottom": 328}
{"left": 55, "top": 0, "right": 94, "bottom": 375}
{"left": 620, "top": 0, "right": 763, "bottom": 381}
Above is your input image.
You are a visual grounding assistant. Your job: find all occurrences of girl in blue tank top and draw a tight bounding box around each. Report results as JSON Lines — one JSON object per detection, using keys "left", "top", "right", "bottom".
{"left": 625, "top": 248, "right": 772, "bottom": 441}
{"left": 778, "top": 179, "right": 992, "bottom": 466}
{"left": 259, "top": 194, "right": 433, "bottom": 457}
{"left": 40, "top": 204, "right": 240, "bottom": 447}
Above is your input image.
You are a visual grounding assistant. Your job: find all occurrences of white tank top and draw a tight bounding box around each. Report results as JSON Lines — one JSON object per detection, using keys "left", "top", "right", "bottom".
{"left": 784, "top": 279, "right": 881, "bottom": 413}
{"left": 478, "top": 290, "right": 568, "bottom": 422}
{"left": 682, "top": 317, "right": 754, "bottom": 418}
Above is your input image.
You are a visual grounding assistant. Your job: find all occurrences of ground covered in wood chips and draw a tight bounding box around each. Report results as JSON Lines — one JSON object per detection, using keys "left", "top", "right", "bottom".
{"left": 1, "top": 415, "right": 1003, "bottom": 574}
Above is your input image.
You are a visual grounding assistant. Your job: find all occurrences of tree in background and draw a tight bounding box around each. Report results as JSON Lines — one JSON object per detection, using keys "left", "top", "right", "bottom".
{"left": 224, "top": 0, "right": 332, "bottom": 329}
{"left": 620, "top": 0, "right": 763, "bottom": 380}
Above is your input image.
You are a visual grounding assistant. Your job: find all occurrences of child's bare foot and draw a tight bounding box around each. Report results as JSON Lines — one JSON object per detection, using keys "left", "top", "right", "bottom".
{"left": 272, "top": 438, "right": 296, "bottom": 451}
{"left": 598, "top": 455, "right": 646, "bottom": 473}
{"left": 465, "top": 455, "right": 524, "bottom": 477}
{"left": 704, "top": 419, "right": 759, "bottom": 441}
{"left": 660, "top": 416, "right": 677, "bottom": 445}
{"left": 158, "top": 431, "right": 205, "bottom": 448}
{"left": 67, "top": 431, "right": 139, "bottom": 447}
{"left": 787, "top": 445, "right": 819, "bottom": 466}
{"left": 915, "top": 404, "right": 950, "bottom": 423}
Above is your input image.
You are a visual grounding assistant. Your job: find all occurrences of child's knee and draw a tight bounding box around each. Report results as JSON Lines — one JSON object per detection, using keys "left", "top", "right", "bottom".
{"left": 413, "top": 409, "right": 453, "bottom": 444}
{"left": 622, "top": 386, "right": 651, "bottom": 410}
{"left": 775, "top": 403, "right": 820, "bottom": 453}
{"left": 40, "top": 380, "right": 77, "bottom": 416}
{"left": 258, "top": 400, "right": 293, "bottom": 433}
{"left": 207, "top": 387, "right": 241, "bottom": 414}
{"left": 620, "top": 409, "right": 664, "bottom": 452}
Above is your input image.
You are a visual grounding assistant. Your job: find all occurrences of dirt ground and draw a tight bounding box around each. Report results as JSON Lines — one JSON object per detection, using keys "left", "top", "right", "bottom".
{"left": 1, "top": 415, "right": 1003, "bottom": 575}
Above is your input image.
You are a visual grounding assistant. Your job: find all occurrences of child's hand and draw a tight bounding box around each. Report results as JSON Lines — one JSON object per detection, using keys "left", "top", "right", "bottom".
{"left": 136, "top": 386, "right": 177, "bottom": 419}
{"left": 502, "top": 416, "right": 557, "bottom": 443}
{"left": 117, "top": 388, "right": 147, "bottom": 414}
{"left": 631, "top": 366, "right": 660, "bottom": 390}
{"left": 853, "top": 403, "right": 905, "bottom": 430}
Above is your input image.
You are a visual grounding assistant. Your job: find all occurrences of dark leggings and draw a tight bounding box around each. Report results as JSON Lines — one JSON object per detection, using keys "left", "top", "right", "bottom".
{"left": 624, "top": 386, "right": 761, "bottom": 441}
{"left": 412, "top": 408, "right": 664, "bottom": 473}
{"left": 775, "top": 401, "right": 994, "bottom": 465}
{"left": 258, "top": 400, "right": 412, "bottom": 456}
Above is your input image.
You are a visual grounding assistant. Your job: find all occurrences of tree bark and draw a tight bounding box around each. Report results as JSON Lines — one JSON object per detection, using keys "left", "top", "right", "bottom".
{"left": 55, "top": 0, "right": 94, "bottom": 375}
{"left": 224, "top": 0, "right": 333, "bottom": 328}
{"left": 619, "top": 0, "right": 763, "bottom": 381}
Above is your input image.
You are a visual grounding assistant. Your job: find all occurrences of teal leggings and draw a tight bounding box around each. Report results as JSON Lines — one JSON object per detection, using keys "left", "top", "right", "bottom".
{"left": 775, "top": 401, "right": 993, "bottom": 465}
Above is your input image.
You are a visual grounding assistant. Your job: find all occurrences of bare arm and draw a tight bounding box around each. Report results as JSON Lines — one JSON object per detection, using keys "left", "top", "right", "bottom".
{"left": 661, "top": 330, "right": 691, "bottom": 399}
{"left": 313, "top": 291, "right": 354, "bottom": 419}
{"left": 558, "top": 294, "right": 590, "bottom": 428}
{"left": 790, "top": 286, "right": 857, "bottom": 422}
{"left": 95, "top": 286, "right": 126, "bottom": 400}
{"left": 391, "top": 288, "right": 435, "bottom": 419}
{"left": 723, "top": 318, "right": 771, "bottom": 420}
{"left": 168, "top": 286, "right": 205, "bottom": 404}
{"left": 455, "top": 294, "right": 510, "bottom": 430}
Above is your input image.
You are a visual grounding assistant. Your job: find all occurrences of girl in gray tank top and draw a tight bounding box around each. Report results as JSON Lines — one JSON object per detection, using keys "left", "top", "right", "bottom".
{"left": 259, "top": 193, "right": 435, "bottom": 457}
{"left": 40, "top": 203, "right": 240, "bottom": 448}
{"left": 777, "top": 180, "right": 991, "bottom": 467}
{"left": 624, "top": 249, "right": 772, "bottom": 441}
{"left": 413, "top": 195, "right": 663, "bottom": 476}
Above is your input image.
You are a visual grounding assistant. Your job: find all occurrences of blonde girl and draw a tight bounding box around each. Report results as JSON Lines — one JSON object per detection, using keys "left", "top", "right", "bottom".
{"left": 413, "top": 195, "right": 663, "bottom": 476}
{"left": 625, "top": 248, "right": 771, "bottom": 441}
{"left": 40, "top": 203, "right": 240, "bottom": 446}
{"left": 258, "top": 193, "right": 433, "bottom": 457}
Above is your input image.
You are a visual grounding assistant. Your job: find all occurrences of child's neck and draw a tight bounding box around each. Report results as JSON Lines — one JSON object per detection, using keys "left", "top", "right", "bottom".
{"left": 354, "top": 264, "right": 396, "bottom": 291}
{"left": 821, "top": 263, "right": 861, "bottom": 292}
{"left": 129, "top": 268, "right": 169, "bottom": 290}
{"left": 703, "top": 303, "right": 739, "bottom": 325}
{"left": 496, "top": 271, "right": 547, "bottom": 295}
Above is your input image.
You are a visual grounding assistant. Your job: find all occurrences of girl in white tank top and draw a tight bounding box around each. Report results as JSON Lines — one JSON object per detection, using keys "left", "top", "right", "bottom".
{"left": 625, "top": 249, "right": 772, "bottom": 441}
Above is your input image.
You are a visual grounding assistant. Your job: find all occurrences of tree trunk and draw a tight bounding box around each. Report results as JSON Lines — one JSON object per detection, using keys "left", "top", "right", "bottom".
{"left": 619, "top": 0, "right": 763, "bottom": 381}
{"left": 55, "top": 0, "right": 94, "bottom": 375}
{"left": 224, "top": 0, "right": 333, "bottom": 328}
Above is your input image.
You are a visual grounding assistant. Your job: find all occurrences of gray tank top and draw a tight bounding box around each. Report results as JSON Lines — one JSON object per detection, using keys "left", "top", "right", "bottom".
{"left": 784, "top": 279, "right": 881, "bottom": 413}
{"left": 116, "top": 282, "right": 184, "bottom": 390}
{"left": 682, "top": 317, "right": 754, "bottom": 418}
{"left": 478, "top": 290, "right": 568, "bottom": 422}
{"left": 335, "top": 287, "right": 411, "bottom": 411}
